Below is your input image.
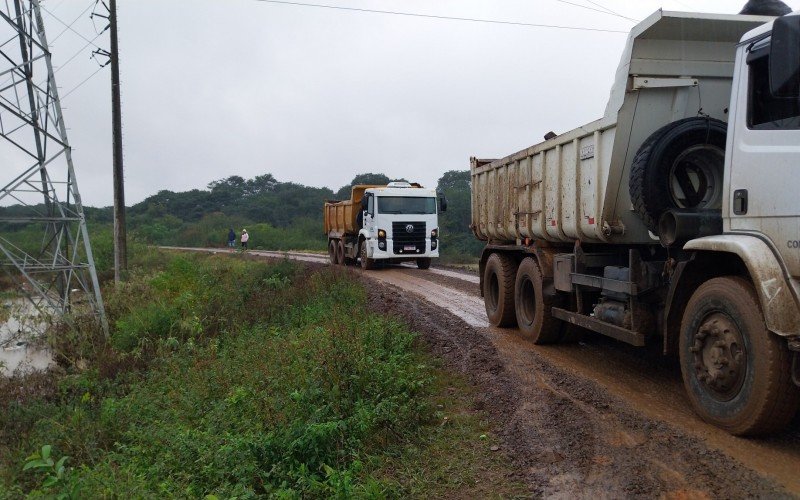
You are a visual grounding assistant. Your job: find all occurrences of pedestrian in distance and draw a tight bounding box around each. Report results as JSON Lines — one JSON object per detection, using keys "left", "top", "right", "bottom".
{"left": 240, "top": 228, "right": 249, "bottom": 251}
{"left": 227, "top": 228, "right": 236, "bottom": 250}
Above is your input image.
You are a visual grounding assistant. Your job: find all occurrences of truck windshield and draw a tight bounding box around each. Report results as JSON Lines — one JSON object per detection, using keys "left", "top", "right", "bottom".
{"left": 377, "top": 196, "right": 436, "bottom": 214}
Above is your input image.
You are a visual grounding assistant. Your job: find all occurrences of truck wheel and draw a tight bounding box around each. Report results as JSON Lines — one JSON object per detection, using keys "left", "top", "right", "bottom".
{"left": 483, "top": 253, "right": 517, "bottom": 327}
{"left": 514, "top": 257, "right": 564, "bottom": 344}
{"left": 336, "top": 240, "right": 346, "bottom": 266}
{"left": 630, "top": 117, "right": 726, "bottom": 233}
{"left": 359, "top": 241, "right": 375, "bottom": 270}
{"left": 416, "top": 258, "right": 431, "bottom": 270}
{"left": 328, "top": 240, "right": 337, "bottom": 265}
{"left": 679, "top": 276, "right": 800, "bottom": 435}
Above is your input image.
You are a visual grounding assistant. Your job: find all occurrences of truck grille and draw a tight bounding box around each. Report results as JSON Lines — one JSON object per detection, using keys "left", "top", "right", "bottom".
{"left": 392, "top": 221, "right": 426, "bottom": 254}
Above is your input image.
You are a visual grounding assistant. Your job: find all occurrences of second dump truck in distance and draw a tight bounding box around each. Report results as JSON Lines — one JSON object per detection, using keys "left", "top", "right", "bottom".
{"left": 324, "top": 182, "right": 446, "bottom": 269}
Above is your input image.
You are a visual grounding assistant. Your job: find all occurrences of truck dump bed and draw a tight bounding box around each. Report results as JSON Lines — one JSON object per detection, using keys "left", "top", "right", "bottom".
{"left": 471, "top": 11, "right": 770, "bottom": 246}
{"left": 324, "top": 185, "right": 378, "bottom": 238}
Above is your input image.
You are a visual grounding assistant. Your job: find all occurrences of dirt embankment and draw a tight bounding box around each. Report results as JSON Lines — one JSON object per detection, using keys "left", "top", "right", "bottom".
{"left": 365, "top": 279, "right": 793, "bottom": 498}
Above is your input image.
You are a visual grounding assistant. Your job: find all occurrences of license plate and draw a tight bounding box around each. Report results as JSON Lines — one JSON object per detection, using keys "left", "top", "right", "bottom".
{"left": 404, "top": 245, "right": 416, "bottom": 251}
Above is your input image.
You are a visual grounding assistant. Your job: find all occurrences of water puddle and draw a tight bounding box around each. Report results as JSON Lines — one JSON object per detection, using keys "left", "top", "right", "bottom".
{"left": 0, "top": 298, "right": 53, "bottom": 376}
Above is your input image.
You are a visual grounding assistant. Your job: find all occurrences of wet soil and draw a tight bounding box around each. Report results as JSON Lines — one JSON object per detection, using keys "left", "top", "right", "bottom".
{"left": 365, "top": 279, "right": 792, "bottom": 498}
{"left": 180, "top": 247, "right": 800, "bottom": 496}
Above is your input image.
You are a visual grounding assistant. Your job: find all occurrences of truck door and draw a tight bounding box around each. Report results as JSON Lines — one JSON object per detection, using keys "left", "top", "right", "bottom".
{"left": 365, "top": 194, "right": 375, "bottom": 233}
{"left": 728, "top": 36, "right": 800, "bottom": 278}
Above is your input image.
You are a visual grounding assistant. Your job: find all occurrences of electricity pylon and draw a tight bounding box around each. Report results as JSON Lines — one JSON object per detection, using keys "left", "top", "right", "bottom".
{"left": 0, "top": 0, "right": 108, "bottom": 336}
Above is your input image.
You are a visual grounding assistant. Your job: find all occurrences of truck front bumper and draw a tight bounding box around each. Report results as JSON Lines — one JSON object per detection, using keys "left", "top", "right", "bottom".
{"left": 367, "top": 238, "right": 440, "bottom": 259}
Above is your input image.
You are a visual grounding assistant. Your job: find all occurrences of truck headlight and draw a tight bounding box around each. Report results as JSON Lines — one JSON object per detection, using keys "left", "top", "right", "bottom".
{"left": 378, "top": 229, "right": 386, "bottom": 238}
{"left": 431, "top": 229, "right": 438, "bottom": 238}
{"left": 431, "top": 240, "right": 437, "bottom": 250}
{"left": 378, "top": 241, "right": 386, "bottom": 250}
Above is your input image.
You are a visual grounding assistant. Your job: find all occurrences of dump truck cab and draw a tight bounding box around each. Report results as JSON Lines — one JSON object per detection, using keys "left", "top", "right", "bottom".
{"left": 324, "top": 182, "right": 444, "bottom": 270}
{"left": 358, "top": 182, "right": 442, "bottom": 269}
{"left": 678, "top": 11, "right": 800, "bottom": 352}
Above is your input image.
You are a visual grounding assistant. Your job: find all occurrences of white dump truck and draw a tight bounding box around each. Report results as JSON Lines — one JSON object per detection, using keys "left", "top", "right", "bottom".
{"left": 471, "top": 10, "right": 800, "bottom": 435}
{"left": 325, "top": 182, "right": 446, "bottom": 269}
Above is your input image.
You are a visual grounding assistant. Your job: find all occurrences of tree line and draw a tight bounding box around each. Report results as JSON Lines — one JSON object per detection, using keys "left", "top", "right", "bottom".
{"left": 0, "top": 171, "right": 482, "bottom": 267}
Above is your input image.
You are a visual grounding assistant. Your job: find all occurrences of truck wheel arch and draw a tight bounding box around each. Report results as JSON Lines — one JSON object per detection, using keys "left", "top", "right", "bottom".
{"left": 663, "top": 235, "right": 800, "bottom": 354}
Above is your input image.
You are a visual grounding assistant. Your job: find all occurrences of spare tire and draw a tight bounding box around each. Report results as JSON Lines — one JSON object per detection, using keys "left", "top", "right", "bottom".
{"left": 629, "top": 117, "right": 727, "bottom": 233}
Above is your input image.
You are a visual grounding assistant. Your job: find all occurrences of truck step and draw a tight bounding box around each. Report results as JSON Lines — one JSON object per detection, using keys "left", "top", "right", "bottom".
{"left": 551, "top": 307, "right": 646, "bottom": 347}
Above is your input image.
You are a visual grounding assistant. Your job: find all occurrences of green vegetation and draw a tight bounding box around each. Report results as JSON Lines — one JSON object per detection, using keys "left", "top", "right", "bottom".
{"left": 0, "top": 170, "right": 483, "bottom": 266}
{"left": 0, "top": 251, "right": 521, "bottom": 497}
{"left": 436, "top": 171, "right": 484, "bottom": 264}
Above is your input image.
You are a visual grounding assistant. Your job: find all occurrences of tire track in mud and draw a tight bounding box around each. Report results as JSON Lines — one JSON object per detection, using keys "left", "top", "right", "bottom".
{"left": 371, "top": 268, "right": 489, "bottom": 328}
{"left": 364, "top": 266, "right": 800, "bottom": 495}
{"left": 365, "top": 273, "right": 791, "bottom": 498}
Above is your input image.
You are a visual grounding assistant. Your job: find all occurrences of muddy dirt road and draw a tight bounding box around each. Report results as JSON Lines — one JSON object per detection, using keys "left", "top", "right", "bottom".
{"left": 176, "top": 248, "right": 800, "bottom": 497}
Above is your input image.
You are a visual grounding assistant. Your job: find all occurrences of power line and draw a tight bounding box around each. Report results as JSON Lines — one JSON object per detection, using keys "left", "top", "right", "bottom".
{"left": 60, "top": 65, "right": 106, "bottom": 101}
{"left": 583, "top": 0, "right": 634, "bottom": 19}
{"left": 50, "top": 0, "right": 96, "bottom": 45}
{"left": 0, "top": 28, "right": 104, "bottom": 99}
{"left": 552, "top": 0, "right": 638, "bottom": 22}
{"left": 254, "top": 0, "right": 629, "bottom": 33}
{"left": 671, "top": 0, "right": 698, "bottom": 11}
{"left": 53, "top": 31, "right": 105, "bottom": 74}
{"left": 40, "top": 4, "right": 103, "bottom": 49}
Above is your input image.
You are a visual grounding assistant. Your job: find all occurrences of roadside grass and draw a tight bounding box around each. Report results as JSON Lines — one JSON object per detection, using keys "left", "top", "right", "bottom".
{"left": 0, "top": 251, "right": 524, "bottom": 498}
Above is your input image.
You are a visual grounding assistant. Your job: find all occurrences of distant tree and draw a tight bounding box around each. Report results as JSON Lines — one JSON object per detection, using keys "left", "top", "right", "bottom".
{"left": 436, "top": 170, "right": 483, "bottom": 263}
{"left": 437, "top": 170, "right": 471, "bottom": 192}
{"left": 244, "top": 174, "right": 278, "bottom": 196}
{"left": 207, "top": 175, "right": 246, "bottom": 193}
{"left": 125, "top": 172, "right": 335, "bottom": 246}
{"left": 207, "top": 176, "right": 247, "bottom": 207}
{"left": 335, "top": 173, "right": 392, "bottom": 199}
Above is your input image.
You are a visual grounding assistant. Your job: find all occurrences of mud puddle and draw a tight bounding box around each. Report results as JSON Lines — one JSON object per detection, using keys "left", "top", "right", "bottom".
{"left": 0, "top": 298, "right": 53, "bottom": 376}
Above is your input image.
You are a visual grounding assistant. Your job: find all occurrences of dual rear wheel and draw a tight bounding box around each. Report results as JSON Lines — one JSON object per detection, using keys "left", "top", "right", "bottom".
{"left": 328, "top": 239, "right": 347, "bottom": 266}
{"left": 328, "top": 240, "right": 337, "bottom": 264}
{"left": 482, "top": 251, "right": 800, "bottom": 435}
{"left": 482, "top": 253, "right": 564, "bottom": 344}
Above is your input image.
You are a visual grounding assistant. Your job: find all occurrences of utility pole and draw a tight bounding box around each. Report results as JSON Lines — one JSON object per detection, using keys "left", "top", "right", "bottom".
{"left": 110, "top": 0, "right": 127, "bottom": 282}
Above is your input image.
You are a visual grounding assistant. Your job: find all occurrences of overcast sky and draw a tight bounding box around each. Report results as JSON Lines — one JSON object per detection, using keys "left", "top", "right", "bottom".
{"left": 33, "top": 0, "right": 800, "bottom": 206}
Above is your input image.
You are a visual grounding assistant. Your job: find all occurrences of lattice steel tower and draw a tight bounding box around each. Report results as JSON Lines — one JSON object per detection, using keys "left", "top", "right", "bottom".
{"left": 0, "top": 0, "right": 107, "bottom": 334}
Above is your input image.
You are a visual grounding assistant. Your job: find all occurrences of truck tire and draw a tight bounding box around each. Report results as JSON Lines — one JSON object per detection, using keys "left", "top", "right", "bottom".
{"left": 359, "top": 240, "right": 375, "bottom": 270}
{"left": 416, "top": 258, "right": 431, "bottom": 270}
{"left": 514, "top": 257, "right": 564, "bottom": 344}
{"left": 483, "top": 253, "right": 517, "bottom": 327}
{"left": 679, "top": 276, "right": 800, "bottom": 435}
{"left": 328, "top": 240, "right": 337, "bottom": 265}
{"left": 630, "top": 117, "right": 727, "bottom": 233}
{"left": 336, "top": 240, "right": 346, "bottom": 266}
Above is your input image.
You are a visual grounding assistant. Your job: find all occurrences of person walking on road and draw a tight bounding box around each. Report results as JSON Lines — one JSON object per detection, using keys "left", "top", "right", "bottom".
{"left": 240, "top": 229, "right": 249, "bottom": 251}
{"left": 227, "top": 228, "right": 236, "bottom": 250}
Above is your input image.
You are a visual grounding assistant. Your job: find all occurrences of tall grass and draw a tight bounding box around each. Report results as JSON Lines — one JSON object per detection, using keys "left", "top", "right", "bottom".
{"left": 0, "top": 254, "right": 431, "bottom": 497}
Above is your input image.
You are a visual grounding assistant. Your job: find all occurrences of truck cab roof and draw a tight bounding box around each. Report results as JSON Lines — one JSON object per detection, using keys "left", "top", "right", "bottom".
{"left": 366, "top": 185, "right": 437, "bottom": 197}
{"left": 739, "top": 10, "right": 799, "bottom": 42}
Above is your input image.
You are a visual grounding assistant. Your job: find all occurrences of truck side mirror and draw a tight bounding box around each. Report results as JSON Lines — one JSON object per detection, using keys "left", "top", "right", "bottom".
{"left": 439, "top": 194, "right": 448, "bottom": 213}
{"left": 361, "top": 196, "right": 368, "bottom": 211}
{"left": 770, "top": 14, "right": 800, "bottom": 98}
